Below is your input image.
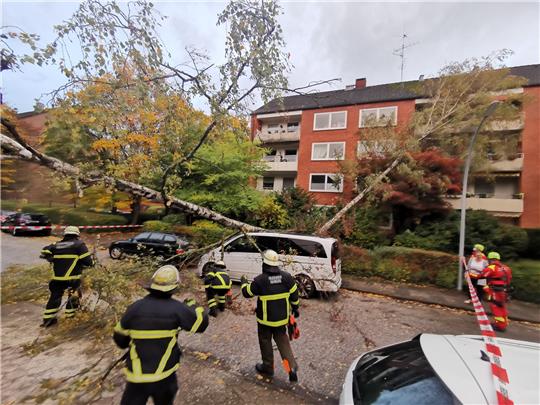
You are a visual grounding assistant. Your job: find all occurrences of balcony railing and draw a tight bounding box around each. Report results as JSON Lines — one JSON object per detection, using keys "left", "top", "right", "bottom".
{"left": 488, "top": 155, "right": 523, "bottom": 171}
{"left": 263, "top": 158, "right": 298, "bottom": 172}
{"left": 445, "top": 196, "right": 523, "bottom": 213}
{"left": 255, "top": 128, "right": 300, "bottom": 143}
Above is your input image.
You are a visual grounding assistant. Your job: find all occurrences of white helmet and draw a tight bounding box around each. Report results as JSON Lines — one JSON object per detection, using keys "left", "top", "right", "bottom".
{"left": 64, "top": 226, "right": 80, "bottom": 236}
{"left": 262, "top": 249, "right": 280, "bottom": 266}
{"left": 214, "top": 261, "right": 226, "bottom": 268}
{"left": 150, "top": 265, "right": 180, "bottom": 292}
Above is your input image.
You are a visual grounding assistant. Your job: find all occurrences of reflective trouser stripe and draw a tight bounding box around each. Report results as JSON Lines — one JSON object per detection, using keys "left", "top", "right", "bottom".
{"left": 65, "top": 308, "right": 76, "bottom": 317}
{"left": 217, "top": 296, "right": 226, "bottom": 303}
{"left": 43, "top": 312, "right": 58, "bottom": 319}
{"left": 208, "top": 298, "right": 217, "bottom": 308}
{"left": 44, "top": 307, "right": 60, "bottom": 314}
{"left": 190, "top": 307, "right": 204, "bottom": 333}
{"left": 51, "top": 275, "right": 82, "bottom": 281}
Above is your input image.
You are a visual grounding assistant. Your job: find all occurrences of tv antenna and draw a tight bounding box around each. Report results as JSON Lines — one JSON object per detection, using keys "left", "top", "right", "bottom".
{"left": 393, "top": 33, "right": 419, "bottom": 83}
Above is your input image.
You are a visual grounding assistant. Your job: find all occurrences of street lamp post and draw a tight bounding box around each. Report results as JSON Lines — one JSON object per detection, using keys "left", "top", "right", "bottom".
{"left": 457, "top": 101, "right": 500, "bottom": 290}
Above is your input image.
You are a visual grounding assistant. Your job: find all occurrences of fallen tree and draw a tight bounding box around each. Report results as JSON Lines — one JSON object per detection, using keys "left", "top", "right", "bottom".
{"left": 1, "top": 119, "right": 264, "bottom": 232}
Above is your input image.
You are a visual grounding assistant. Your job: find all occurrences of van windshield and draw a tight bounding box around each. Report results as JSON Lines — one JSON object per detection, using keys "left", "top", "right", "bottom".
{"left": 352, "top": 339, "right": 456, "bottom": 405}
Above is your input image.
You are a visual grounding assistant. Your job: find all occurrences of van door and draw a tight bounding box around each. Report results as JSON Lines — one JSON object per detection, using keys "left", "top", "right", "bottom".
{"left": 222, "top": 235, "right": 260, "bottom": 280}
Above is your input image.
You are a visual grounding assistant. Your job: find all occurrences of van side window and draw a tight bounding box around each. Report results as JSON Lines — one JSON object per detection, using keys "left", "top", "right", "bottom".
{"left": 226, "top": 236, "right": 259, "bottom": 253}
{"left": 255, "top": 236, "right": 278, "bottom": 251}
{"left": 277, "top": 238, "right": 327, "bottom": 258}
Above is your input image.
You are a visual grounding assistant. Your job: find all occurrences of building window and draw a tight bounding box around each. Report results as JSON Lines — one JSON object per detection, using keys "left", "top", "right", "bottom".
{"left": 474, "top": 178, "right": 494, "bottom": 197}
{"left": 313, "top": 111, "right": 347, "bottom": 130}
{"left": 266, "top": 124, "right": 281, "bottom": 134}
{"left": 309, "top": 174, "right": 343, "bottom": 192}
{"left": 264, "top": 149, "right": 277, "bottom": 162}
{"left": 283, "top": 149, "right": 297, "bottom": 162}
{"left": 357, "top": 140, "right": 396, "bottom": 156}
{"left": 283, "top": 178, "right": 296, "bottom": 190}
{"left": 287, "top": 122, "right": 299, "bottom": 132}
{"left": 263, "top": 177, "right": 275, "bottom": 190}
{"left": 312, "top": 142, "right": 345, "bottom": 160}
{"left": 359, "top": 106, "right": 397, "bottom": 127}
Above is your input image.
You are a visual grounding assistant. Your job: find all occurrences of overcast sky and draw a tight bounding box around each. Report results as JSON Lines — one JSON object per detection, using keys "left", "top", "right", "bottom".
{"left": 2, "top": 1, "right": 539, "bottom": 113}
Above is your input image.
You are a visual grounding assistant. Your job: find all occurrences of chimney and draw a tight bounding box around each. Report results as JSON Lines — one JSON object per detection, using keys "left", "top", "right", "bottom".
{"left": 355, "top": 78, "right": 366, "bottom": 89}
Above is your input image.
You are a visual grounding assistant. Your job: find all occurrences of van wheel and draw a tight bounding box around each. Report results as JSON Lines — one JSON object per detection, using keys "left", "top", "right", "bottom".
{"left": 202, "top": 262, "right": 214, "bottom": 278}
{"left": 295, "top": 275, "right": 315, "bottom": 299}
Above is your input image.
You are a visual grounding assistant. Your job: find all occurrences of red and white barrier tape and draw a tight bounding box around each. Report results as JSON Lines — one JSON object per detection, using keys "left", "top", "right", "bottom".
{"left": 465, "top": 271, "right": 513, "bottom": 405}
{"left": 1, "top": 224, "right": 143, "bottom": 231}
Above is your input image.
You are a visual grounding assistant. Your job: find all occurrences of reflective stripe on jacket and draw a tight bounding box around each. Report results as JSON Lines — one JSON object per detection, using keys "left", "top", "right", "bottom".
{"left": 241, "top": 264, "right": 300, "bottom": 327}
{"left": 41, "top": 238, "right": 94, "bottom": 280}
{"left": 481, "top": 261, "right": 513, "bottom": 288}
{"left": 204, "top": 270, "right": 232, "bottom": 290}
{"left": 113, "top": 293, "right": 209, "bottom": 383}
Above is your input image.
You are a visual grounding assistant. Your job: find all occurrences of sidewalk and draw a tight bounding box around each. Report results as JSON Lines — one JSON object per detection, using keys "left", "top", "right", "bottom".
{"left": 342, "top": 275, "right": 540, "bottom": 324}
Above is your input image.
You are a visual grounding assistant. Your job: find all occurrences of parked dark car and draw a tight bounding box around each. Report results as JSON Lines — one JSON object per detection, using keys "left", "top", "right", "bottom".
{"left": 1, "top": 213, "right": 52, "bottom": 236}
{"left": 109, "top": 232, "right": 189, "bottom": 260}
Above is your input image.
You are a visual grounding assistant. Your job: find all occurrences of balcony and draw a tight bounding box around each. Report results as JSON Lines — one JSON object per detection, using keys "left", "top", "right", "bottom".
{"left": 263, "top": 158, "right": 298, "bottom": 173}
{"left": 445, "top": 196, "right": 523, "bottom": 215}
{"left": 255, "top": 128, "right": 300, "bottom": 143}
{"left": 485, "top": 118, "right": 524, "bottom": 132}
{"left": 489, "top": 156, "right": 523, "bottom": 171}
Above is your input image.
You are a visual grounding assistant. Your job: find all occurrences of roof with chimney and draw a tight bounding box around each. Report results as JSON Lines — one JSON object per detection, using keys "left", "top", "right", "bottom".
{"left": 253, "top": 64, "right": 540, "bottom": 115}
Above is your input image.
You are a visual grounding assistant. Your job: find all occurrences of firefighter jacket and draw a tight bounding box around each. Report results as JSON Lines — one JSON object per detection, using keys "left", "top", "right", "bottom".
{"left": 481, "top": 261, "right": 513, "bottom": 292}
{"left": 113, "top": 292, "right": 209, "bottom": 383}
{"left": 204, "top": 268, "right": 232, "bottom": 290}
{"left": 241, "top": 264, "right": 300, "bottom": 327}
{"left": 40, "top": 237, "right": 94, "bottom": 281}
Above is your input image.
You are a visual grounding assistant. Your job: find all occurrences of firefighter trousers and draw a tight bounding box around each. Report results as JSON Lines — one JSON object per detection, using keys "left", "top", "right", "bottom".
{"left": 206, "top": 287, "right": 229, "bottom": 311}
{"left": 487, "top": 291, "right": 509, "bottom": 331}
{"left": 257, "top": 323, "right": 297, "bottom": 373}
{"left": 120, "top": 373, "right": 178, "bottom": 405}
{"left": 43, "top": 280, "right": 81, "bottom": 322}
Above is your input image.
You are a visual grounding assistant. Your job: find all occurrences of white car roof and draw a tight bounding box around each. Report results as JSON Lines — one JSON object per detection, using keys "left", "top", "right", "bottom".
{"left": 243, "top": 231, "right": 336, "bottom": 244}
{"left": 420, "top": 334, "right": 540, "bottom": 405}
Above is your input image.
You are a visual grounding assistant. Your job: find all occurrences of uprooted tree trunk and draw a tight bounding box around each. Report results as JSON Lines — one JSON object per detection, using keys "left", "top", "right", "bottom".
{"left": 1, "top": 122, "right": 264, "bottom": 232}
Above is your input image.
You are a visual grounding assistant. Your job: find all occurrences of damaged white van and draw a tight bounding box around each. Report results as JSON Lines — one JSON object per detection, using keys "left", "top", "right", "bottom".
{"left": 197, "top": 232, "right": 341, "bottom": 298}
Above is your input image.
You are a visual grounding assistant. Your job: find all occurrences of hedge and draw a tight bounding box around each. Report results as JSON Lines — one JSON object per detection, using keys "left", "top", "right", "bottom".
{"left": 1, "top": 200, "right": 128, "bottom": 226}
{"left": 342, "top": 244, "right": 540, "bottom": 303}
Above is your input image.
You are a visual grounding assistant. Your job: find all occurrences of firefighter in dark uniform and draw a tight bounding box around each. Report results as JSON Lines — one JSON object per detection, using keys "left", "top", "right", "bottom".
{"left": 113, "top": 265, "right": 209, "bottom": 405}
{"left": 241, "top": 249, "right": 300, "bottom": 382}
{"left": 204, "top": 260, "right": 232, "bottom": 317}
{"left": 40, "top": 226, "right": 94, "bottom": 327}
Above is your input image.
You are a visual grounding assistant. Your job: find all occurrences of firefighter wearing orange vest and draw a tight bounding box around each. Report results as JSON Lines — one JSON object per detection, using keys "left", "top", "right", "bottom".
{"left": 481, "top": 252, "right": 513, "bottom": 332}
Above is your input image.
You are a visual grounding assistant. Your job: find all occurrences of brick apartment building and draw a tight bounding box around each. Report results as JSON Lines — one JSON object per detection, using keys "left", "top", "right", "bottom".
{"left": 250, "top": 64, "right": 540, "bottom": 229}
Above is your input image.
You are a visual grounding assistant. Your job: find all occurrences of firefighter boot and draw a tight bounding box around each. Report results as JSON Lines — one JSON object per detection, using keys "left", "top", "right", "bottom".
{"left": 209, "top": 307, "right": 218, "bottom": 318}
{"left": 289, "top": 368, "right": 298, "bottom": 383}
{"left": 255, "top": 363, "right": 274, "bottom": 377}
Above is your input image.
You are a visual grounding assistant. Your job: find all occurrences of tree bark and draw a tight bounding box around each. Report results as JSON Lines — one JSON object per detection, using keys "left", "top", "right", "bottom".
{"left": 1, "top": 132, "right": 264, "bottom": 232}
{"left": 130, "top": 195, "right": 142, "bottom": 225}
{"left": 317, "top": 157, "right": 402, "bottom": 234}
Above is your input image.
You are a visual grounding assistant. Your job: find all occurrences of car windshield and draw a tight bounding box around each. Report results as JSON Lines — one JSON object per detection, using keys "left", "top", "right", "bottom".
{"left": 352, "top": 339, "right": 457, "bottom": 405}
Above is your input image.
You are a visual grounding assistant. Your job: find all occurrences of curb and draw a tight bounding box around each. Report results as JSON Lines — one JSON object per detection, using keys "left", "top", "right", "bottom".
{"left": 341, "top": 277, "right": 540, "bottom": 324}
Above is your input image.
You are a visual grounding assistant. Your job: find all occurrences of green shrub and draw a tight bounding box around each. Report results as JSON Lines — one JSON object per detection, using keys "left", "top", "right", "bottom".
{"left": 508, "top": 260, "right": 540, "bottom": 303}
{"left": 493, "top": 224, "right": 528, "bottom": 261}
{"left": 524, "top": 229, "right": 540, "bottom": 259}
{"left": 0, "top": 200, "right": 127, "bottom": 226}
{"left": 162, "top": 214, "right": 187, "bottom": 225}
{"left": 142, "top": 220, "right": 174, "bottom": 232}
{"left": 342, "top": 207, "right": 390, "bottom": 250}
{"left": 341, "top": 245, "right": 375, "bottom": 277}
{"left": 190, "top": 220, "right": 235, "bottom": 247}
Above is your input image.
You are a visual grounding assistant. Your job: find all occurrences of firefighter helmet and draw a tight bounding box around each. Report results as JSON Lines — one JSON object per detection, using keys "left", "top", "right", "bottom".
{"left": 64, "top": 226, "right": 80, "bottom": 236}
{"left": 488, "top": 251, "right": 501, "bottom": 260}
{"left": 215, "top": 261, "right": 226, "bottom": 268}
{"left": 262, "top": 249, "right": 280, "bottom": 266}
{"left": 473, "top": 243, "right": 485, "bottom": 252}
{"left": 150, "top": 265, "right": 180, "bottom": 292}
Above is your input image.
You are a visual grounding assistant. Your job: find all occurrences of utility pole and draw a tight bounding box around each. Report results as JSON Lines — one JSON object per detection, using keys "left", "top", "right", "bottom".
{"left": 393, "top": 33, "right": 418, "bottom": 83}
